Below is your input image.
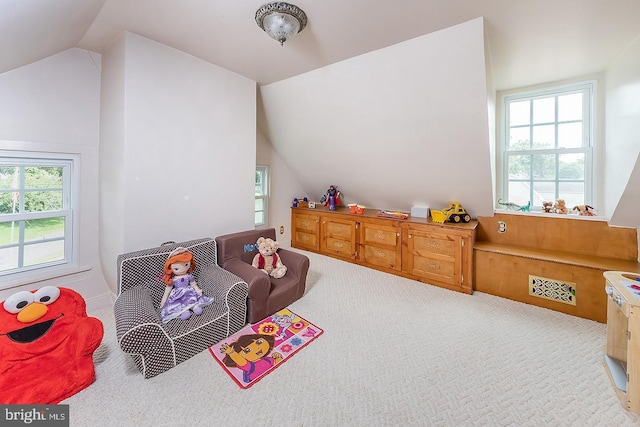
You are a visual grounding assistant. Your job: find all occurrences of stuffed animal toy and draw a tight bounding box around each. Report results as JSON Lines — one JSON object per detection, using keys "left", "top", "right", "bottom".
{"left": 542, "top": 201, "right": 554, "bottom": 213}
{"left": 554, "top": 199, "right": 568, "bottom": 214}
{"left": 573, "top": 204, "right": 596, "bottom": 216}
{"left": 0, "top": 286, "right": 104, "bottom": 404}
{"left": 252, "top": 237, "right": 287, "bottom": 279}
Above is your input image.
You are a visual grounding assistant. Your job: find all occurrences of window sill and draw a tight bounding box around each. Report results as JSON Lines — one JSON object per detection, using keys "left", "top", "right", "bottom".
{"left": 493, "top": 209, "right": 608, "bottom": 222}
{"left": 0, "top": 265, "right": 93, "bottom": 291}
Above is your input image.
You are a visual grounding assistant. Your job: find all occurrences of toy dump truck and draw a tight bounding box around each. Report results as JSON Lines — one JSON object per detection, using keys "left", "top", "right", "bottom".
{"left": 431, "top": 202, "right": 471, "bottom": 224}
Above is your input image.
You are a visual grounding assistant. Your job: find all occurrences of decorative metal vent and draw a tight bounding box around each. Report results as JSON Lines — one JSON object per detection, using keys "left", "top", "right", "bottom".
{"left": 529, "top": 275, "right": 576, "bottom": 306}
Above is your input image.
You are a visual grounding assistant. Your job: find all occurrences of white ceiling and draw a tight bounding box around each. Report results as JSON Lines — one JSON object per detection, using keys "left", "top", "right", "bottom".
{"left": 1, "top": 0, "right": 640, "bottom": 90}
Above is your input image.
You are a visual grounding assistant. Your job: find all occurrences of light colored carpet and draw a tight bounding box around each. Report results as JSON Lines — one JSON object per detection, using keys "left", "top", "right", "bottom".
{"left": 65, "top": 250, "right": 640, "bottom": 426}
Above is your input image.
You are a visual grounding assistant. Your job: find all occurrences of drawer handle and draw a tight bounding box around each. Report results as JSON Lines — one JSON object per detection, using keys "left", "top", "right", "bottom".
{"left": 427, "top": 262, "right": 440, "bottom": 270}
{"left": 374, "top": 251, "right": 386, "bottom": 258}
{"left": 427, "top": 241, "right": 440, "bottom": 250}
{"left": 301, "top": 235, "right": 309, "bottom": 242}
{"left": 375, "top": 232, "right": 386, "bottom": 241}
{"left": 334, "top": 241, "right": 344, "bottom": 249}
{"left": 302, "top": 220, "right": 310, "bottom": 227}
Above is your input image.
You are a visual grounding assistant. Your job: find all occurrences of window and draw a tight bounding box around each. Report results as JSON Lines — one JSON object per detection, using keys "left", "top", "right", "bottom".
{"left": 255, "top": 165, "right": 268, "bottom": 227}
{"left": 0, "top": 155, "right": 76, "bottom": 282}
{"left": 500, "top": 81, "right": 594, "bottom": 210}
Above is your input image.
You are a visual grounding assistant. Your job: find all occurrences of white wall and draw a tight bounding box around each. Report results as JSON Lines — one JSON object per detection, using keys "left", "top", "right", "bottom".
{"left": 99, "top": 33, "right": 257, "bottom": 292}
{"left": 259, "top": 18, "right": 493, "bottom": 218}
{"left": 0, "top": 48, "right": 111, "bottom": 310}
{"left": 605, "top": 34, "right": 640, "bottom": 227}
{"left": 256, "top": 126, "right": 305, "bottom": 247}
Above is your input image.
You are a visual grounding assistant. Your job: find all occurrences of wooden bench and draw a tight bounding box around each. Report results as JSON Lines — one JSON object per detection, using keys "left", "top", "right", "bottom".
{"left": 473, "top": 212, "right": 640, "bottom": 322}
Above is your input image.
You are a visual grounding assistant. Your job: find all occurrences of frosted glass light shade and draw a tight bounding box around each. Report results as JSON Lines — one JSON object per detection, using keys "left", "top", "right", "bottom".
{"left": 256, "top": 2, "right": 308, "bottom": 46}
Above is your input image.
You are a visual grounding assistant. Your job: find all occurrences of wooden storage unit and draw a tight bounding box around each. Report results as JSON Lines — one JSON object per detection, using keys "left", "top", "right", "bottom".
{"left": 603, "top": 271, "right": 640, "bottom": 414}
{"left": 474, "top": 213, "right": 640, "bottom": 322}
{"left": 406, "top": 227, "right": 464, "bottom": 291}
{"left": 359, "top": 221, "right": 402, "bottom": 271}
{"left": 321, "top": 216, "right": 357, "bottom": 260}
{"left": 292, "top": 211, "right": 320, "bottom": 251}
{"left": 291, "top": 206, "right": 477, "bottom": 293}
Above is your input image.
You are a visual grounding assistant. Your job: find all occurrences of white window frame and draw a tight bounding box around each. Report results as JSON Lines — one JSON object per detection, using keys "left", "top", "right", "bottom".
{"left": 498, "top": 80, "right": 595, "bottom": 211}
{"left": 0, "top": 153, "right": 77, "bottom": 286}
{"left": 255, "top": 165, "right": 269, "bottom": 228}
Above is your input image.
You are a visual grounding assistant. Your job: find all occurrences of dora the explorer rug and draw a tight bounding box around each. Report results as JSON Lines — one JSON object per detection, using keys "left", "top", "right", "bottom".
{"left": 209, "top": 308, "right": 323, "bottom": 389}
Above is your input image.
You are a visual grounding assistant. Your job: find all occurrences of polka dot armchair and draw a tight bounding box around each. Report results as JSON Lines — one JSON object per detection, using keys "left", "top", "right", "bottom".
{"left": 114, "top": 238, "right": 248, "bottom": 378}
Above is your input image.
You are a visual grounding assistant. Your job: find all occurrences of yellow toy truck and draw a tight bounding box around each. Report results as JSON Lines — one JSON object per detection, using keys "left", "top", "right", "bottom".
{"left": 431, "top": 202, "right": 471, "bottom": 224}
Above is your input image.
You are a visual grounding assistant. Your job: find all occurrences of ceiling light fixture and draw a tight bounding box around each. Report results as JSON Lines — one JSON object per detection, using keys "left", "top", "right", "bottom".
{"left": 255, "top": 2, "right": 308, "bottom": 46}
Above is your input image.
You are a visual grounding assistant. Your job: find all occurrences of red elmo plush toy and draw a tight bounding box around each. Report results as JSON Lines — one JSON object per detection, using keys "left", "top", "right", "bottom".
{"left": 0, "top": 286, "right": 104, "bottom": 404}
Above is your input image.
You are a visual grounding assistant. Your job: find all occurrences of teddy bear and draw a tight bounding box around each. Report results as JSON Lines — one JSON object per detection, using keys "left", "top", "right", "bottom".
{"left": 542, "top": 201, "right": 555, "bottom": 213}
{"left": 252, "top": 237, "right": 287, "bottom": 279}
{"left": 554, "top": 199, "right": 568, "bottom": 214}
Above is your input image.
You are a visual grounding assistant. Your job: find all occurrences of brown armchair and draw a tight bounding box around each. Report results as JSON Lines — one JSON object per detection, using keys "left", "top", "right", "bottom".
{"left": 216, "top": 228, "right": 309, "bottom": 323}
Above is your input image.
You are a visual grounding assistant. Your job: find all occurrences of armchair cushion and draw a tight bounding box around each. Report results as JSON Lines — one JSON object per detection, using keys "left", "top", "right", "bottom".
{"left": 114, "top": 238, "right": 248, "bottom": 378}
{"left": 216, "top": 229, "right": 309, "bottom": 323}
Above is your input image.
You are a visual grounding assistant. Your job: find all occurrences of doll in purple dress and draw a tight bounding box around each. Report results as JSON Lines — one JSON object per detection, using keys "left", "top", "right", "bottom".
{"left": 159, "top": 247, "right": 213, "bottom": 323}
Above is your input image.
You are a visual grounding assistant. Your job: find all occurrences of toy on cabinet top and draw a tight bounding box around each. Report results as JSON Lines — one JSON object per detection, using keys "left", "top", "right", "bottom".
{"left": 431, "top": 202, "right": 471, "bottom": 223}
{"left": 160, "top": 247, "right": 214, "bottom": 323}
{"left": 252, "top": 237, "right": 287, "bottom": 279}
{"left": 573, "top": 204, "right": 596, "bottom": 216}
{"left": 320, "top": 185, "right": 342, "bottom": 211}
{"left": 497, "top": 199, "right": 531, "bottom": 211}
{"left": 554, "top": 199, "right": 568, "bottom": 214}
{"left": 0, "top": 286, "right": 104, "bottom": 404}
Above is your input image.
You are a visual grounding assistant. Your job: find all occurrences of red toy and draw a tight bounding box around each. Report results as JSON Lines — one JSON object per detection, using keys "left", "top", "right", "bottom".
{"left": 0, "top": 286, "right": 104, "bottom": 404}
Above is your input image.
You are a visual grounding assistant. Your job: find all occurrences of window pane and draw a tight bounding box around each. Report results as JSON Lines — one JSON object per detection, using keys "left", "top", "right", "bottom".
{"left": 25, "top": 167, "right": 62, "bottom": 189}
{"left": 558, "top": 93, "right": 582, "bottom": 122}
{"left": 24, "top": 240, "right": 64, "bottom": 267}
{"left": 559, "top": 153, "right": 585, "bottom": 180}
{"left": 558, "top": 122, "right": 582, "bottom": 149}
{"left": 532, "top": 125, "right": 555, "bottom": 149}
{"left": 0, "top": 220, "right": 20, "bottom": 245}
{"left": 559, "top": 182, "right": 584, "bottom": 207}
{"left": 509, "top": 127, "right": 530, "bottom": 150}
{"left": 24, "top": 190, "right": 63, "bottom": 212}
{"left": 507, "top": 181, "right": 531, "bottom": 206}
{"left": 0, "top": 246, "right": 19, "bottom": 272}
{"left": 532, "top": 154, "right": 555, "bottom": 179}
{"left": 255, "top": 198, "right": 264, "bottom": 211}
{"left": 24, "top": 217, "right": 64, "bottom": 242}
{"left": 508, "top": 154, "right": 531, "bottom": 179}
{"left": 533, "top": 181, "right": 556, "bottom": 205}
{"left": 509, "top": 101, "right": 530, "bottom": 126}
{"left": 254, "top": 211, "right": 264, "bottom": 225}
{"left": 533, "top": 97, "right": 555, "bottom": 124}
{"left": 0, "top": 192, "right": 20, "bottom": 214}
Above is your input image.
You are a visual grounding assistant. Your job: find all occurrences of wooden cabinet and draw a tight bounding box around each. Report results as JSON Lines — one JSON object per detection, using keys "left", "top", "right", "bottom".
{"left": 321, "top": 217, "right": 357, "bottom": 260}
{"left": 359, "top": 221, "right": 401, "bottom": 271}
{"left": 405, "top": 227, "right": 462, "bottom": 287}
{"left": 292, "top": 211, "right": 320, "bottom": 251}
{"left": 291, "top": 206, "right": 476, "bottom": 293}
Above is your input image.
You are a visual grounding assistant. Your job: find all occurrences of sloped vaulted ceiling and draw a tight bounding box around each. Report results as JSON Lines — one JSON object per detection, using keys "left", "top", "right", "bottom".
{"left": 260, "top": 18, "right": 494, "bottom": 217}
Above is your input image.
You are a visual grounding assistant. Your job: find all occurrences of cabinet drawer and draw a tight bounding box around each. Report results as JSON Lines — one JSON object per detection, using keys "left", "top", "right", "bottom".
{"left": 411, "top": 255, "right": 455, "bottom": 284}
{"left": 325, "top": 237, "right": 354, "bottom": 259}
{"left": 362, "top": 224, "right": 400, "bottom": 248}
{"left": 325, "top": 221, "right": 353, "bottom": 240}
{"left": 362, "top": 244, "right": 401, "bottom": 270}
{"left": 412, "top": 233, "right": 457, "bottom": 257}
{"left": 296, "top": 216, "right": 318, "bottom": 233}
{"left": 294, "top": 231, "right": 318, "bottom": 250}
